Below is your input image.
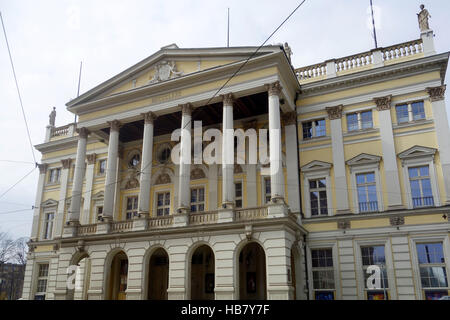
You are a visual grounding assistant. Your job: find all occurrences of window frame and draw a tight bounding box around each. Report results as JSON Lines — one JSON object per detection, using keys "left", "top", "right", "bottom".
{"left": 401, "top": 156, "right": 440, "bottom": 209}
{"left": 123, "top": 194, "right": 138, "bottom": 220}
{"left": 154, "top": 190, "right": 171, "bottom": 217}
{"left": 346, "top": 110, "right": 373, "bottom": 132}
{"left": 234, "top": 180, "right": 243, "bottom": 208}
{"left": 302, "top": 118, "right": 326, "bottom": 140}
{"left": 97, "top": 159, "right": 107, "bottom": 176}
{"left": 354, "top": 239, "right": 397, "bottom": 300}
{"left": 395, "top": 100, "right": 426, "bottom": 125}
{"left": 347, "top": 158, "right": 383, "bottom": 214}
{"left": 47, "top": 167, "right": 61, "bottom": 184}
{"left": 301, "top": 161, "right": 332, "bottom": 218}
{"left": 306, "top": 242, "right": 341, "bottom": 300}
{"left": 410, "top": 236, "right": 450, "bottom": 300}
{"left": 190, "top": 186, "right": 206, "bottom": 213}
{"left": 34, "top": 263, "right": 49, "bottom": 300}
{"left": 261, "top": 176, "right": 271, "bottom": 205}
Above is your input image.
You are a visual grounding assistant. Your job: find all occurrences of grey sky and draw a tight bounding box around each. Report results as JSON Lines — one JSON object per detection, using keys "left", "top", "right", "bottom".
{"left": 0, "top": 0, "right": 449, "bottom": 239}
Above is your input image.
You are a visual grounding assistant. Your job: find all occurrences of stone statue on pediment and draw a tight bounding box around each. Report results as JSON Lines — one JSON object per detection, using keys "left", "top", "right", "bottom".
{"left": 149, "top": 60, "right": 184, "bottom": 84}
{"left": 418, "top": 4, "right": 431, "bottom": 32}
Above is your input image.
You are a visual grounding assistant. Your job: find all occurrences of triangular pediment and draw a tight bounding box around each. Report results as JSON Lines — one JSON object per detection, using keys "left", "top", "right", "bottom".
{"left": 41, "top": 199, "right": 58, "bottom": 208}
{"left": 92, "top": 191, "right": 104, "bottom": 201}
{"left": 301, "top": 160, "right": 332, "bottom": 172}
{"left": 346, "top": 153, "right": 381, "bottom": 166}
{"left": 66, "top": 45, "right": 282, "bottom": 108}
{"left": 398, "top": 145, "right": 437, "bottom": 159}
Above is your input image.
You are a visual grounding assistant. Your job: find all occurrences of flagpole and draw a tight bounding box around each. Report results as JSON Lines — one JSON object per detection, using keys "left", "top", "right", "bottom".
{"left": 370, "top": 0, "right": 378, "bottom": 48}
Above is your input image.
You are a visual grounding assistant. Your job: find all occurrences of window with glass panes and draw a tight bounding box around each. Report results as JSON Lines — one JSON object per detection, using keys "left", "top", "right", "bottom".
{"left": 98, "top": 159, "right": 106, "bottom": 174}
{"left": 416, "top": 243, "right": 449, "bottom": 300}
{"left": 156, "top": 192, "right": 170, "bottom": 216}
{"left": 235, "top": 182, "right": 242, "bottom": 208}
{"left": 264, "top": 177, "right": 271, "bottom": 204}
{"left": 190, "top": 188, "right": 205, "bottom": 212}
{"left": 356, "top": 172, "right": 378, "bottom": 212}
{"left": 43, "top": 212, "right": 54, "bottom": 239}
{"left": 361, "top": 246, "right": 388, "bottom": 300}
{"left": 96, "top": 206, "right": 103, "bottom": 220}
{"left": 396, "top": 101, "right": 425, "bottom": 124}
{"left": 302, "top": 119, "right": 326, "bottom": 139}
{"left": 347, "top": 111, "right": 373, "bottom": 131}
{"left": 311, "top": 248, "right": 335, "bottom": 300}
{"left": 309, "top": 179, "right": 327, "bottom": 216}
{"left": 34, "top": 264, "right": 49, "bottom": 300}
{"left": 408, "top": 166, "right": 434, "bottom": 207}
{"left": 125, "top": 196, "right": 138, "bottom": 220}
{"left": 48, "top": 168, "right": 61, "bottom": 183}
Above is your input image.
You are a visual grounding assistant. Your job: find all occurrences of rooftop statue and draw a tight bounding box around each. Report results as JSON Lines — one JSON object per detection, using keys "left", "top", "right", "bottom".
{"left": 417, "top": 4, "right": 431, "bottom": 32}
{"left": 49, "top": 107, "right": 56, "bottom": 126}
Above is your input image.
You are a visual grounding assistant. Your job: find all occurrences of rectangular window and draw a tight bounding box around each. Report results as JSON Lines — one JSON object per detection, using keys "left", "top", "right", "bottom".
{"left": 125, "top": 196, "right": 138, "bottom": 220}
{"left": 356, "top": 172, "right": 378, "bottom": 212}
{"left": 416, "top": 243, "right": 449, "bottom": 300}
{"left": 48, "top": 168, "right": 61, "bottom": 183}
{"left": 190, "top": 187, "right": 205, "bottom": 212}
{"left": 156, "top": 192, "right": 170, "bottom": 216}
{"left": 347, "top": 111, "right": 373, "bottom": 132}
{"left": 309, "top": 179, "right": 327, "bottom": 216}
{"left": 302, "top": 119, "right": 326, "bottom": 139}
{"left": 311, "top": 248, "right": 335, "bottom": 300}
{"left": 361, "top": 246, "right": 388, "bottom": 300}
{"left": 264, "top": 177, "right": 271, "bottom": 204}
{"left": 98, "top": 160, "right": 106, "bottom": 174}
{"left": 235, "top": 182, "right": 242, "bottom": 208}
{"left": 409, "top": 166, "right": 434, "bottom": 208}
{"left": 34, "top": 264, "right": 49, "bottom": 300}
{"left": 396, "top": 104, "right": 409, "bottom": 123}
{"left": 396, "top": 101, "right": 426, "bottom": 124}
{"left": 43, "top": 212, "right": 54, "bottom": 239}
{"left": 411, "top": 101, "right": 425, "bottom": 121}
{"left": 96, "top": 206, "right": 103, "bottom": 220}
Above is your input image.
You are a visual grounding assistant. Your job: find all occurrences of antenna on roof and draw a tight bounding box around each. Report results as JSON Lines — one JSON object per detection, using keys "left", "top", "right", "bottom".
{"left": 227, "top": 8, "right": 230, "bottom": 47}
{"left": 74, "top": 61, "right": 82, "bottom": 123}
{"left": 370, "top": 0, "right": 378, "bottom": 48}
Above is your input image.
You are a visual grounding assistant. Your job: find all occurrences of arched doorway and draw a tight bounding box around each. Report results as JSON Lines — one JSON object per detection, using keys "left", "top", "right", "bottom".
{"left": 190, "top": 245, "right": 215, "bottom": 300}
{"left": 147, "top": 248, "right": 169, "bottom": 300}
{"left": 67, "top": 253, "right": 91, "bottom": 300}
{"left": 238, "top": 242, "right": 267, "bottom": 300}
{"left": 107, "top": 251, "right": 128, "bottom": 300}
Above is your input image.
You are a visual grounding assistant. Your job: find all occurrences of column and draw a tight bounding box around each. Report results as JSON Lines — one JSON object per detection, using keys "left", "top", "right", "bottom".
{"left": 176, "top": 104, "right": 192, "bottom": 224}
{"left": 266, "top": 81, "right": 285, "bottom": 202}
{"left": 138, "top": 112, "right": 157, "bottom": 216}
{"left": 54, "top": 158, "right": 71, "bottom": 237}
{"left": 427, "top": 85, "right": 450, "bottom": 204}
{"left": 103, "top": 120, "right": 121, "bottom": 221}
{"left": 282, "top": 111, "right": 301, "bottom": 213}
{"left": 221, "top": 93, "right": 235, "bottom": 208}
{"left": 374, "top": 96, "right": 403, "bottom": 209}
{"left": 326, "top": 105, "right": 351, "bottom": 213}
{"left": 68, "top": 127, "right": 89, "bottom": 224}
{"left": 30, "top": 164, "right": 47, "bottom": 241}
{"left": 82, "top": 153, "right": 96, "bottom": 224}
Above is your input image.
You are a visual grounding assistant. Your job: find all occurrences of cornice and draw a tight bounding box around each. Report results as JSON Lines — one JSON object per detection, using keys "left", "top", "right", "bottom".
{"left": 34, "top": 136, "right": 103, "bottom": 154}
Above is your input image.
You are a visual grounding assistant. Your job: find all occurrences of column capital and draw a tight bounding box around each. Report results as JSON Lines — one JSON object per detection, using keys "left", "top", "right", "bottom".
{"left": 76, "top": 127, "right": 90, "bottom": 138}
{"left": 38, "top": 163, "right": 48, "bottom": 174}
{"left": 221, "top": 93, "right": 234, "bottom": 106}
{"left": 426, "top": 85, "right": 446, "bottom": 102}
{"left": 180, "top": 103, "right": 193, "bottom": 116}
{"left": 107, "top": 120, "right": 122, "bottom": 132}
{"left": 86, "top": 153, "right": 97, "bottom": 165}
{"left": 142, "top": 112, "right": 157, "bottom": 124}
{"left": 61, "top": 158, "right": 72, "bottom": 170}
{"left": 325, "top": 105, "right": 343, "bottom": 120}
{"left": 265, "top": 81, "right": 282, "bottom": 96}
{"left": 281, "top": 111, "right": 297, "bottom": 126}
{"left": 374, "top": 95, "right": 392, "bottom": 111}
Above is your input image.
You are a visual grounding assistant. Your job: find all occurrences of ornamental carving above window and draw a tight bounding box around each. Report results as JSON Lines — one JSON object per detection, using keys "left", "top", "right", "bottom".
{"left": 155, "top": 173, "right": 171, "bottom": 185}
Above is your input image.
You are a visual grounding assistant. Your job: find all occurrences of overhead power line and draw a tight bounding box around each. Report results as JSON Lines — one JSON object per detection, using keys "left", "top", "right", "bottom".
{"left": 0, "top": 11, "right": 37, "bottom": 164}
